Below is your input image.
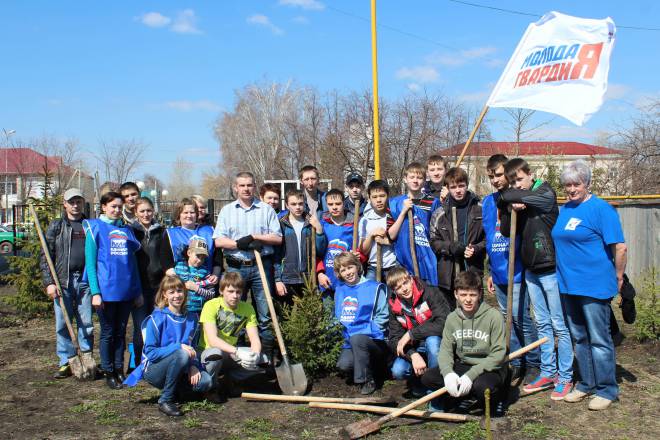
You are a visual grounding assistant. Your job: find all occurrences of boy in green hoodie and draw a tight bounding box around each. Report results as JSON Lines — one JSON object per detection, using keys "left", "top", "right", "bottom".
{"left": 421, "top": 270, "right": 507, "bottom": 415}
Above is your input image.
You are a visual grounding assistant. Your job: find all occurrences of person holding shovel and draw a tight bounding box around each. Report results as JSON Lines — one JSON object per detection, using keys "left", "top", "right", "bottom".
{"left": 40, "top": 188, "right": 93, "bottom": 379}
{"left": 84, "top": 191, "right": 143, "bottom": 389}
{"left": 429, "top": 166, "right": 485, "bottom": 296}
{"left": 421, "top": 270, "right": 507, "bottom": 416}
{"left": 359, "top": 180, "right": 397, "bottom": 282}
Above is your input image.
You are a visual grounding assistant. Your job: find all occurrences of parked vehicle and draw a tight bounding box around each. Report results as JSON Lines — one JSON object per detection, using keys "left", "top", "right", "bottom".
{"left": 0, "top": 225, "right": 26, "bottom": 254}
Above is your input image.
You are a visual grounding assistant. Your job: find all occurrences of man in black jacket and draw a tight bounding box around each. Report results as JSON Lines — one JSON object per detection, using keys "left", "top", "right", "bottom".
{"left": 429, "top": 167, "right": 486, "bottom": 293}
{"left": 497, "top": 158, "right": 574, "bottom": 400}
{"left": 40, "top": 188, "right": 93, "bottom": 379}
{"left": 386, "top": 266, "right": 452, "bottom": 397}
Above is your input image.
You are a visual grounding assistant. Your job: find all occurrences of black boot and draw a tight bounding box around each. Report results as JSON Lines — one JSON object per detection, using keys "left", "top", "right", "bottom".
{"left": 115, "top": 371, "right": 126, "bottom": 384}
{"left": 158, "top": 402, "right": 183, "bottom": 417}
{"left": 103, "top": 370, "right": 122, "bottom": 390}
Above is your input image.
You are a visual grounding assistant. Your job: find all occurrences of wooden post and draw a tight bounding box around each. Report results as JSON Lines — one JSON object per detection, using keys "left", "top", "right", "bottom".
{"left": 455, "top": 104, "right": 489, "bottom": 168}
{"left": 371, "top": 0, "right": 381, "bottom": 179}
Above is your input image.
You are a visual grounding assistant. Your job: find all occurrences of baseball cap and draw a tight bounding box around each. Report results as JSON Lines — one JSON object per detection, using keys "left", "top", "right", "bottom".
{"left": 188, "top": 236, "right": 209, "bottom": 256}
{"left": 345, "top": 172, "right": 365, "bottom": 186}
{"left": 63, "top": 188, "right": 84, "bottom": 202}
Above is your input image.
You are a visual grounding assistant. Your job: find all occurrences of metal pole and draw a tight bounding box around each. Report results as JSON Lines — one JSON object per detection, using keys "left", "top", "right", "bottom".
{"left": 370, "top": 0, "right": 381, "bottom": 180}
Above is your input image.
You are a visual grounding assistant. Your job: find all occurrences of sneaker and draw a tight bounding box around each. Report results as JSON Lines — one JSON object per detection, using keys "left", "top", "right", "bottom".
{"left": 360, "top": 380, "right": 377, "bottom": 395}
{"left": 491, "top": 400, "right": 506, "bottom": 418}
{"left": 564, "top": 389, "right": 590, "bottom": 403}
{"left": 522, "top": 375, "right": 555, "bottom": 394}
{"left": 428, "top": 398, "right": 445, "bottom": 413}
{"left": 54, "top": 364, "right": 72, "bottom": 379}
{"left": 588, "top": 396, "right": 613, "bottom": 411}
{"left": 551, "top": 382, "right": 573, "bottom": 401}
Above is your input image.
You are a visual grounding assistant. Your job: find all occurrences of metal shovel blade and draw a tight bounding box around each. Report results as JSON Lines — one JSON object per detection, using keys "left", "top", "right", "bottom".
{"left": 275, "top": 358, "right": 308, "bottom": 396}
{"left": 68, "top": 351, "right": 97, "bottom": 381}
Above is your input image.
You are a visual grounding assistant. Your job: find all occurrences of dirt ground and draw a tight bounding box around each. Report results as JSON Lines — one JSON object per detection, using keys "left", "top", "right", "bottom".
{"left": 0, "top": 285, "right": 658, "bottom": 440}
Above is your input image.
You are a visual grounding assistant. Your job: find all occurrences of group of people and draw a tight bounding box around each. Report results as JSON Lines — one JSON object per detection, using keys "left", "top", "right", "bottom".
{"left": 41, "top": 153, "right": 627, "bottom": 418}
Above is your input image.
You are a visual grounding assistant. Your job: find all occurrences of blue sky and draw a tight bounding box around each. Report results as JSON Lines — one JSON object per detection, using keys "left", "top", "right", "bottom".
{"left": 1, "top": 0, "right": 658, "bottom": 185}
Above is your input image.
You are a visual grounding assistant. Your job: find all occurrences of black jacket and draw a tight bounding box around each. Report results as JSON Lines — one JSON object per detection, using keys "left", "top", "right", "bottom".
{"left": 131, "top": 222, "right": 165, "bottom": 292}
{"left": 387, "top": 277, "right": 453, "bottom": 359}
{"left": 429, "top": 192, "right": 486, "bottom": 290}
{"left": 498, "top": 180, "right": 558, "bottom": 273}
{"left": 40, "top": 215, "right": 87, "bottom": 289}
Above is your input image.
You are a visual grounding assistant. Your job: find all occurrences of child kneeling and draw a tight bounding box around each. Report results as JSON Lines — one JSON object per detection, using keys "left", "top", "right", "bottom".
{"left": 386, "top": 266, "right": 451, "bottom": 397}
{"left": 198, "top": 272, "right": 266, "bottom": 398}
{"left": 124, "top": 276, "right": 213, "bottom": 417}
{"left": 421, "top": 271, "right": 507, "bottom": 415}
{"left": 334, "top": 252, "right": 389, "bottom": 395}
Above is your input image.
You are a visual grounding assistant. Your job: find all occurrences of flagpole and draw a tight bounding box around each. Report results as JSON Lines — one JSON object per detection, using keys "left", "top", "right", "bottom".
{"left": 371, "top": 0, "right": 381, "bottom": 179}
{"left": 455, "top": 104, "right": 489, "bottom": 168}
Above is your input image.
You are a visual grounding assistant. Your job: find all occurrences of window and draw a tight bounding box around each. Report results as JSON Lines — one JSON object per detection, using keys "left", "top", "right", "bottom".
{"left": 0, "top": 182, "right": 17, "bottom": 196}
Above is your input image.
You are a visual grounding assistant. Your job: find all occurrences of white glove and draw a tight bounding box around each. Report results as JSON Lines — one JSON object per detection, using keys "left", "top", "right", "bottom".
{"left": 232, "top": 347, "right": 259, "bottom": 370}
{"left": 457, "top": 374, "right": 473, "bottom": 397}
{"left": 443, "top": 372, "right": 460, "bottom": 397}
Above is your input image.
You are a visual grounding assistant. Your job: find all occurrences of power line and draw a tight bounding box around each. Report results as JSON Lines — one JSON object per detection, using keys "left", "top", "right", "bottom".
{"left": 447, "top": 0, "right": 660, "bottom": 31}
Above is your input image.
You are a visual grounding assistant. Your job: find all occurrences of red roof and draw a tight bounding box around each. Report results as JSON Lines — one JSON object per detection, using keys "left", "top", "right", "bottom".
{"left": 440, "top": 142, "right": 624, "bottom": 157}
{"left": 0, "top": 148, "right": 65, "bottom": 174}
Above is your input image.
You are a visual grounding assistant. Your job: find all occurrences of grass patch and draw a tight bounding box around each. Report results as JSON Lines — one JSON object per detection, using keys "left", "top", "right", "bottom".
{"left": 30, "top": 380, "right": 58, "bottom": 387}
{"left": 69, "top": 399, "right": 130, "bottom": 426}
{"left": 442, "top": 421, "right": 485, "bottom": 440}
{"left": 520, "top": 422, "right": 551, "bottom": 439}
{"left": 242, "top": 417, "right": 279, "bottom": 440}
{"left": 182, "top": 399, "right": 222, "bottom": 412}
{"left": 183, "top": 417, "right": 202, "bottom": 429}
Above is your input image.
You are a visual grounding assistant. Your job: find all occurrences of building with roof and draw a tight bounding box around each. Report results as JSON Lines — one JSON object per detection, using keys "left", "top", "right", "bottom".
{"left": 438, "top": 141, "right": 626, "bottom": 196}
{"left": 0, "top": 147, "right": 94, "bottom": 223}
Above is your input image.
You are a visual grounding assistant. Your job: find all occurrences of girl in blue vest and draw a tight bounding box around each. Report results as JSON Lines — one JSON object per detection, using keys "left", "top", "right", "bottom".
{"left": 160, "top": 197, "right": 222, "bottom": 283}
{"left": 85, "top": 192, "right": 142, "bottom": 389}
{"left": 124, "top": 276, "right": 213, "bottom": 417}
{"left": 334, "top": 252, "right": 389, "bottom": 395}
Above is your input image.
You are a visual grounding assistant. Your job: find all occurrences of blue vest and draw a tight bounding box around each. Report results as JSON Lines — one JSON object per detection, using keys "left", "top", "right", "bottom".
{"left": 389, "top": 195, "right": 439, "bottom": 287}
{"left": 320, "top": 216, "right": 354, "bottom": 292}
{"left": 482, "top": 193, "right": 522, "bottom": 285}
{"left": 173, "top": 261, "right": 211, "bottom": 312}
{"left": 334, "top": 279, "right": 386, "bottom": 348}
{"left": 124, "top": 308, "right": 199, "bottom": 387}
{"left": 166, "top": 225, "right": 215, "bottom": 273}
{"left": 83, "top": 219, "right": 141, "bottom": 301}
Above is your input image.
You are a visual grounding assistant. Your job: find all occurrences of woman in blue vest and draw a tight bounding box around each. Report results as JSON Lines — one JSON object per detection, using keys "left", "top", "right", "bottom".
{"left": 124, "top": 275, "right": 213, "bottom": 417}
{"left": 85, "top": 192, "right": 143, "bottom": 389}
{"left": 160, "top": 197, "right": 222, "bottom": 283}
{"left": 334, "top": 252, "right": 389, "bottom": 395}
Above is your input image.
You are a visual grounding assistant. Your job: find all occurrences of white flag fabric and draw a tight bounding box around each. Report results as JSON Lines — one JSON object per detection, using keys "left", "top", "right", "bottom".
{"left": 486, "top": 11, "right": 616, "bottom": 126}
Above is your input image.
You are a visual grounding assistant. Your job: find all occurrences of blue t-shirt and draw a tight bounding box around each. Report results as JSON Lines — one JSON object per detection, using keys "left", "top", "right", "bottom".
{"left": 551, "top": 196, "right": 624, "bottom": 299}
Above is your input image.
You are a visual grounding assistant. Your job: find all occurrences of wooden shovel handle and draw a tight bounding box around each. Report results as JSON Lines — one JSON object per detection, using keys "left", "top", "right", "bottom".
{"left": 311, "top": 228, "right": 317, "bottom": 288}
{"left": 407, "top": 210, "right": 420, "bottom": 278}
{"left": 451, "top": 206, "right": 460, "bottom": 275}
{"left": 352, "top": 199, "right": 360, "bottom": 250}
{"left": 505, "top": 209, "right": 518, "bottom": 351}
{"left": 375, "top": 243, "right": 382, "bottom": 283}
{"left": 29, "top": 204, "right": 81, "bottom": 351}
{"left": 254, "top": 250, "right": 288, "bottom": 358}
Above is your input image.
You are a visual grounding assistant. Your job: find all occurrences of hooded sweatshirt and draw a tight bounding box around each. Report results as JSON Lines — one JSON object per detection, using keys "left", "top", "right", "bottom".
{"left": 438, "top": 301, "right": 506, "bottom": 382}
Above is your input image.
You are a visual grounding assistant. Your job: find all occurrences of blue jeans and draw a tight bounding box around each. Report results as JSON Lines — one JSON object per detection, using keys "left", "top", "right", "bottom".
{"left": 97, "top": 300, "right": 132, "bottom": 373}
{"left": 525, "top": 270, "right": 573, "bottom": 383}
{"left": 131, "top": 288, "right": 155, "bottom": 366}
{"left": 391, "top": 336, "right": 441, "bottom": 380}
{"left": 226, "top": 258, "right": 274, "bottom": 344}
{"left": 494, "top": 282, "right": 540, "bottom": 368}
{"left": 54, "top": 272, "right": 94, "bottom": 367}
{"left": 144, "top": 349, "right": 212, "bottom": 403}
{"left": 562, "top": 294, "right": 618, "bottom": 401}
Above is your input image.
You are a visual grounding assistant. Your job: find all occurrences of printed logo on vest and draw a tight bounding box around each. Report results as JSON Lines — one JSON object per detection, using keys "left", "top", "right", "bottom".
{"left": 413, "top": 216, "right": 430, "bottom": 248}
{"left": 340, "top": 296, "right": 358, "bottom": 324}
{"left": 109, "top": 229, "right": 129, "bottom": 256}
{"left": 564, "top": 217, "right": 582, "bottom": 231}
{"left": 326, "top": 239, "right": 349, "bottom": 268}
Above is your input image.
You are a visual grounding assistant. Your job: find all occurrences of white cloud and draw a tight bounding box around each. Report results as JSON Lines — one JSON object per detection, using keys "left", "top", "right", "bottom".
{"left": 247, "top": 14, "right": 284, "bottom": 35}
{"left": 407, "top": 83, "right": 421, "bottom": 92}
{"left": 458, "top": 90, "right": 490, "bottom": 103}
{"left": 171, "top": 9, "right": 202, "bottom": 34}
{"left": 138, "top": 12, "right": 171, "bottom": 28}
{"left": 426, "top": 46, "right": 498, "bottom": 67}
{"left": 164, "top": 100, "right": 221, "bottom": 112}
{"left": 605, "top": 83, "right": 631, "bottom": 100}
{"left": 533, "top": 124, "right": 595, "bottom": 141}
{"left": 292, "top": 15, "right": 309, "bottom": 24}
{"left": 395, "top": 66, "right": 439, "bottom": 83}
{"left": 279, "top": 0, "right": 325, "bottom": 10}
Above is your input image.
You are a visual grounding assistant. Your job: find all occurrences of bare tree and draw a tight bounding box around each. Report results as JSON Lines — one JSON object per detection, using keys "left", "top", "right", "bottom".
{"left": 96, "top": 138, "right": 148, "bottom": 184}
{"left": 167, "top": 156, "right": 197, "bottom": 201}
{"left": 503, "top": 108, "right": 554, "bottom": 152}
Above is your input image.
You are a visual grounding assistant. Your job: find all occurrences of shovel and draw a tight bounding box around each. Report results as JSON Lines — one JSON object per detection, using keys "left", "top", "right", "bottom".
{"left": 29, "top": 203, "right": 97, "bottom": 380}
{"left": 241, "top": 392, "right": 396, "bottom": 405}
{"left": 254, "top": 250, "right": 308, "bottom": 395}
{"left": 407, "top": 210, "right": 420, "bottom": 277}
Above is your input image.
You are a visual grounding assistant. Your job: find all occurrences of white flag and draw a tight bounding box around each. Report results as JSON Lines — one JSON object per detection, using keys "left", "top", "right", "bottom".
{"left": 486, "top": 11, "right": 616, "bottom": 126}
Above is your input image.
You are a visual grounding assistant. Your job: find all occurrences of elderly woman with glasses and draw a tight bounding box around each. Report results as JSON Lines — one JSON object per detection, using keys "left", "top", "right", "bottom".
{"left": 551, "top": 160, "right": 627, "bottom": 411}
